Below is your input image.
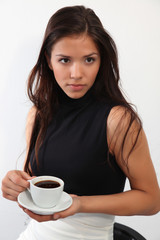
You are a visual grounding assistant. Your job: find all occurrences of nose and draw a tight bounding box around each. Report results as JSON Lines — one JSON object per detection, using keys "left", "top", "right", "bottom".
{"left": 70, "top": 62, "right": 82, "bottom": 80}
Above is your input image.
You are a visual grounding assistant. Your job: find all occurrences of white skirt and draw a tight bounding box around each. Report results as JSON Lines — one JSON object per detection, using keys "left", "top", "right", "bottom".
{"left": 17, "top": 213, "right": 115, "bottom": 240}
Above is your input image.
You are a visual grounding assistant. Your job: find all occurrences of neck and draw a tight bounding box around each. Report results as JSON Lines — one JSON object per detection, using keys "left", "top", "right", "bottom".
{"left": 58, "top": 86, "right": 94, "bottom": 108}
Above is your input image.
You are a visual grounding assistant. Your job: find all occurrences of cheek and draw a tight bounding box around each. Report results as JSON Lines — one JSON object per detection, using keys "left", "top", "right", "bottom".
{"left": 90, "top": 66, "right": 100, "bottom": 82}
{"left": 52, "top": 66, "right": 64, "bottom": 84}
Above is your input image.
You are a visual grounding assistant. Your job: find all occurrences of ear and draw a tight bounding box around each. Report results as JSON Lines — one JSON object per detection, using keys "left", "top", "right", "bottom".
{"left": 45, "top": 52, "right": 52, "bottom": 70}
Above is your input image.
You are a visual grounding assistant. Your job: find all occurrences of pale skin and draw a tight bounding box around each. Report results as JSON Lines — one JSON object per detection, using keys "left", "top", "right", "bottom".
{"left": 1, "top": 34, "right": 160, "bottom": 222}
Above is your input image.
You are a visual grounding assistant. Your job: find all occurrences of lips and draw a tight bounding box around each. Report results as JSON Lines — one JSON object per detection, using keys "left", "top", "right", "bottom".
{"left": 68, "top": 84, "right": 85, "bottom": 91}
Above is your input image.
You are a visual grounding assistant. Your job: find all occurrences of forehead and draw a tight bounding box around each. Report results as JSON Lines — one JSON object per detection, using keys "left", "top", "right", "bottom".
{"left": 51, "top": 34, "right": 99, "bottom": 55}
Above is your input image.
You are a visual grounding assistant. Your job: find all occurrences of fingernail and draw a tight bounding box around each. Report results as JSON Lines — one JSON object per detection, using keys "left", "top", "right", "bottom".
{"left": 53, "top": 214, "right": 60, "bottom": 220}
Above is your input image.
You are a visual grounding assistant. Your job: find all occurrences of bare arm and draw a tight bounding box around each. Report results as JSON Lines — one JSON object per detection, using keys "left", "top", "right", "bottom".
{"left": 23, "top": 106, "right": 37, "bottom": 170}
{"left": 1, "top": 106, "right": 36, "bottom": 201}
{"left": 78, "top": 106, "right": 160, "bottom": 216}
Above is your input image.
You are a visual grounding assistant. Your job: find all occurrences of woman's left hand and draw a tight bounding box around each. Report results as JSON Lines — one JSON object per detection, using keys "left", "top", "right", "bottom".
{"left": 18, "top": 194, "right": 81, "bottom": 222}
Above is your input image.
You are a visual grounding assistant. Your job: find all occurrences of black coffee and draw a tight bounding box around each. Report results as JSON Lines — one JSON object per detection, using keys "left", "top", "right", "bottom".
{"left": 35, "top": 180, "right": 60, "bottom": 188}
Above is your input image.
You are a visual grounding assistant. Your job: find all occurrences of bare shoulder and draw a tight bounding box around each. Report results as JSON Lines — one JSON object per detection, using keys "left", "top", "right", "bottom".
{"left": 108, "top": 105, "right": 132, "bottom": 123}
{"left": 107, "top": 106, "right": 132, "bottom": 138}
{"left": 107, "top": 105, "right": 141, "bottom": 160}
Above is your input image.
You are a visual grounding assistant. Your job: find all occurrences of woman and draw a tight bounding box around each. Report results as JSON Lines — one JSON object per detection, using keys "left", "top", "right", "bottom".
{"left": 1, "top": 5, "right": 160, "bottom": 240}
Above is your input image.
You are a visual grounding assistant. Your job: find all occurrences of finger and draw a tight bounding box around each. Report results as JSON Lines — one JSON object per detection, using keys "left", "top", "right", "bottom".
{"left": 2, "top": 193, "right": 17, "bottom": 201}
{"left": 2, "top": 182, "right": 26, "bottom": 202}
{"left": 21, "top": 171, "right": 33, "bottom": 180}
{"left": 53, "top": 196, "right": 80, "bottom": 220}
{"left": 2, "top": 170, "right": 32, "bottom": 190}
{"left": 3, "top": 178, "right": 27, "bottom": 193}
{"left": 8, "top": 172, "right": 30, "bottom": 189}
{"left": 70, "top": 194, "right": 78, "bottom": 197}
{"left": 24, "top": 209, "right": 53, "bottom": 222}
{"left": 18, "top": 203, "right": 23, "bottom": 209}
{"left": 18, "top": 204, "right": 26, "bottom": 211}
{"left": 53, "top": 203, "right": 75, "bottom": 220}
{"left": 2, "top": 186, "right": 21, "bottom": 199}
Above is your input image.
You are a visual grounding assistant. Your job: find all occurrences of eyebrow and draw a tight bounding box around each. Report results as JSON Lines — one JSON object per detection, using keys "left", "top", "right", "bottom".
{"left": 55, "top": 52, "right": 99, "bottom": 58}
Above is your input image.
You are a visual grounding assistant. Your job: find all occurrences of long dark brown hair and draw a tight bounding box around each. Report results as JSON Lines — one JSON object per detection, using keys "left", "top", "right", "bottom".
{"left": 24, "top": 5, "right": 142, "bottom": 175}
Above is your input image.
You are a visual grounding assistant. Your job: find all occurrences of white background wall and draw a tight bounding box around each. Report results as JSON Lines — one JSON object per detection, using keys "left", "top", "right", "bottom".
{"left": 0, "top": 0, "right": 160, "bottom": 239}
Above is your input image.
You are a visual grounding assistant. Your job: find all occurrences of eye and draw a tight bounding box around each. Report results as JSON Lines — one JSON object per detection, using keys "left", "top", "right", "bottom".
{"left": 59, "top": 58, "right": 70, "bottom": 64}
{"left": 85, "top": 57, "right": 95, "bottom": 63}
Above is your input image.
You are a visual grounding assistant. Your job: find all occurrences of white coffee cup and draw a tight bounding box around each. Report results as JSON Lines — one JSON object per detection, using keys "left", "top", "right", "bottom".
{"left": 28, "top": 176, "right": 64, "bottom": 208}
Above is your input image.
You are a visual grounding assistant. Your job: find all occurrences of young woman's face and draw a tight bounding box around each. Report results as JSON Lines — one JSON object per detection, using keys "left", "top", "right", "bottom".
{"left": 48, "top": 34, "right": 101, "bottom": 99}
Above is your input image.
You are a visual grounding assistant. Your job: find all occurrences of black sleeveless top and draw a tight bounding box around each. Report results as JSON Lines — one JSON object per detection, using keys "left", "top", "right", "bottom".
{"left": 30, "top": 89, "right": 126, "bottom": 196}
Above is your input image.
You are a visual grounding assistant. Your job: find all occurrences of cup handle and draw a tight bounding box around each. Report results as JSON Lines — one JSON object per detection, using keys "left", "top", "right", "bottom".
{"left": 27, "top": 179, "right": 32, "bottom": 193}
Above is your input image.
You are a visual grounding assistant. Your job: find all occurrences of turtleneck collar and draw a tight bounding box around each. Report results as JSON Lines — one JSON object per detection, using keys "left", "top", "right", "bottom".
{"left": 58, "top": 86, "right": 94, "bottom": 108}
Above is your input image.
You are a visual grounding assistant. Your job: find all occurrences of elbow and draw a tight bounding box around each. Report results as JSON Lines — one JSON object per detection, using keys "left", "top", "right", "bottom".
{"left": 144, "top": 193, "right": 160, "bottom": 216}
{"left": 146, "top": 207, "right": 159, "bottom": 216}
{"left": 148, "top": 201, "right": 160, "bottom": 215}
{"left": 146, "top": 206, "right": 159, "bottom": 216}
{"left": 152, "top": 191, "right": 160, "bottom": 215}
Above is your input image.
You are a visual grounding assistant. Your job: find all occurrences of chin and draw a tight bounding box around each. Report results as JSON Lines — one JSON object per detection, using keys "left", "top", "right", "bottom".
{"left": 69, "top": 93, "right": 86, "bottom": 99}
{"left": 65, "top": 90, "right": 86, "bottom": 99}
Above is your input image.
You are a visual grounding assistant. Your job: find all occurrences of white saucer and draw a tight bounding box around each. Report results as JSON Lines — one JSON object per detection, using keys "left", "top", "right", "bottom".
{"left": 18, "top": 190, "right": 72, "bottom": 215}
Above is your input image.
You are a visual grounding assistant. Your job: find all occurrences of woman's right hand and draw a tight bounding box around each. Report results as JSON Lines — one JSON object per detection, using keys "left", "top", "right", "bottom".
{"left": 1, "top": 170, "right": 32, "bottom": 201}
